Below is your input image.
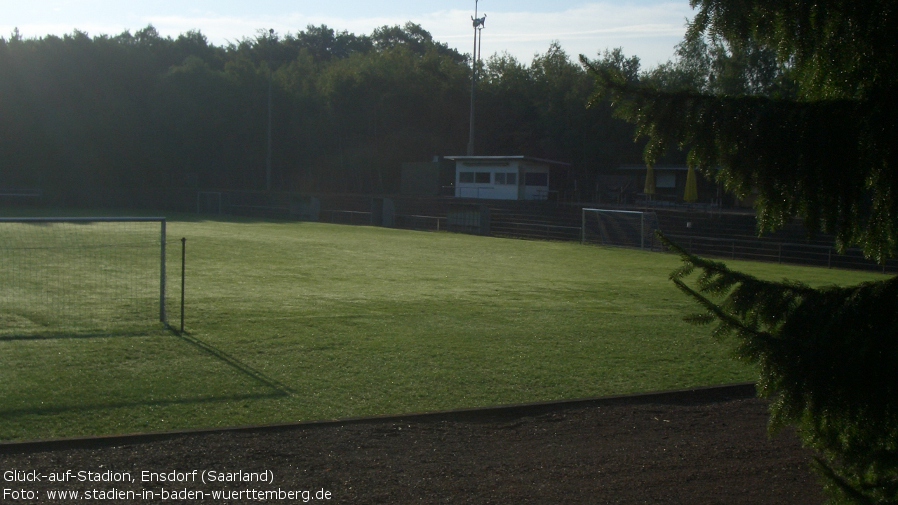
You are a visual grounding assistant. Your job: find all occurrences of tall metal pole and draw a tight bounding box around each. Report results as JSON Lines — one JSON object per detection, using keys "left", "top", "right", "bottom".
{"left": 478, "top": 22, "right": 483, "bottom": 66}
{"left": 467, "top": 1, "right": 484, "bottom": 156}
{"left": 266, "top": 28, "right": 274, "bottom": 191}
{"left": 180, "top": 237, "right": 186, "bottom": 334}
{"left": 160, "top": 219, "right": 166, "bottom": 324}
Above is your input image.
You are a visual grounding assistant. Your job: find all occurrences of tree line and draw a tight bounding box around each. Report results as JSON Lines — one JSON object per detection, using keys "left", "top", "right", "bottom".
{"left": 0, "top": 23, "right": 654, "bottom": 207}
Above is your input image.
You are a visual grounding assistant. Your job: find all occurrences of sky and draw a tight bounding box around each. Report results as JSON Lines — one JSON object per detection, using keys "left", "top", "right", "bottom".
{"left": 2, "top": 0, "right": 696, "bottom": 68}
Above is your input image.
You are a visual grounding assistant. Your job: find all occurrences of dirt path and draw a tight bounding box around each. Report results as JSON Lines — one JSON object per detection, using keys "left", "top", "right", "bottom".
{"left": 0, "top": 385, "right": 824, "bottom": 504}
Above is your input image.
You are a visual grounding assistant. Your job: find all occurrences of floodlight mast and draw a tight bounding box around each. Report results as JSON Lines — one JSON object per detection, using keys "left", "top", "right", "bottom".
{"left": 467, "top": 1, "right": 485, "bottom": 156}
{"left": 266, "top": 28, "right": 274, "bottom": 191}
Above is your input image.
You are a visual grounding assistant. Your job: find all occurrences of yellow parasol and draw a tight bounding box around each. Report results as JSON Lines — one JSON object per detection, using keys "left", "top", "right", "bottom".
{"left": 684, "top": 165, "right": 698, "bottom": 203}
{"left": 644, "top": 165, "right": 656, "bottom": 198}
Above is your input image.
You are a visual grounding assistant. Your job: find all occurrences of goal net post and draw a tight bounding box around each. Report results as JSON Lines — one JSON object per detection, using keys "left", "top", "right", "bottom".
{"left": 0, "top": 217, "right": 168, "bottom": 336}
{"left": 581, "top": 208, "right": 661, "bottom": 250}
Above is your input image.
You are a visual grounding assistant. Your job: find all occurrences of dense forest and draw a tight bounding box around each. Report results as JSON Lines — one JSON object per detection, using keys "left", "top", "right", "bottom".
{"left": 1, "top": 22, "right": 786, "bottom": 207}
{"left": 0, "top": 23, "right": 645, "bottom": 207}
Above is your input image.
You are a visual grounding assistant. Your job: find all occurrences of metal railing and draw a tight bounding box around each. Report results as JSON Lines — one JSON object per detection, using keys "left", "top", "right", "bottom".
{"left": 321, "top": 210, "right": 373, "bottom": 226}
{"left": 491, "top": 220, "right": 581, "bottom": 241}
{"left": 664, "top": 233, "right": 895, "bottom": 273}
{"left": 394, "top": 214, "right": 446, "bottom": 232}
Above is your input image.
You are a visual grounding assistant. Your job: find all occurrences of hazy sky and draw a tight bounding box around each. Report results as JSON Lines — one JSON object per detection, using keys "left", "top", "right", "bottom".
{"left": 3, "top": 1, "right": 695, "bottom": 67}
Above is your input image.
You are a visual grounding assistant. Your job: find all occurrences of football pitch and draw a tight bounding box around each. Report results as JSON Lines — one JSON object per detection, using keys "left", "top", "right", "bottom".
{"left": 0, "top": 216, "right": 887, "bottom": 441}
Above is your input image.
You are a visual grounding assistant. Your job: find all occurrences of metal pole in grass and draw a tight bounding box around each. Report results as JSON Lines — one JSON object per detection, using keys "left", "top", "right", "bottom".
{"left": 640, "top": 213, "right": 645, "bottom": 249}
{"left": 160, "top": 220, "right": 167, "bottom": 323}
{"left": 180, "top": 237, "right": 186, "bottom": 333}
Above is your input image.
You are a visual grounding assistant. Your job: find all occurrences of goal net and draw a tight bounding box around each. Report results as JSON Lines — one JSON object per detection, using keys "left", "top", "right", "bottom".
{"left": 581, "top": 208, "right": 661, "bottom": 250}
{"left": 0, "top": 217, "right": 167, "bottom": 336}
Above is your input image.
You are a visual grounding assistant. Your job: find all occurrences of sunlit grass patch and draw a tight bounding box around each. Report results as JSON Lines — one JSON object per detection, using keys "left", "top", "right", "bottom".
{"left": 0, "top": 214, "right": 886, "bottom": 441}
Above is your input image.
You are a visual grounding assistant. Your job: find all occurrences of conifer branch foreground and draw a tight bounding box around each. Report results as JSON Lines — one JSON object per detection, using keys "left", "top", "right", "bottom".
{"left": 662, "top": 233, "right": 898, "bottom": 503}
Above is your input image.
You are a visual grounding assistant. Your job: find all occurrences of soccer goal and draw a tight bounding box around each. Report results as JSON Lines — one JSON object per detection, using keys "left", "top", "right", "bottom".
{"left": 0, "top": 217, "right": 168, "bottom": 336}
{"left": 581, "top": 208, "right": 661, "bottom": 250}
{"left": 197, "top": 191, "right": 226, "bottom": 215}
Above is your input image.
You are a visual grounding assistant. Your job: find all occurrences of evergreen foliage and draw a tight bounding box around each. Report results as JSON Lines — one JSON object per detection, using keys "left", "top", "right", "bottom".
{"left": 665, "top": 236, "right": 898, "bottom": 504}
{"left": 641, "top": 30, "right": 793, "bottom": 97}
{"left": 583, "top": 1, "right": 898, "bottom": 502}
{"left": 585, "top": 0, "right": 898, "bottom": 262}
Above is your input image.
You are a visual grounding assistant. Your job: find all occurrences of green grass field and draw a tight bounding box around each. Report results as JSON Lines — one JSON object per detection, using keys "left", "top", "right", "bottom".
{"left": 0, "top": 214, "right": 888, "bottom": 441}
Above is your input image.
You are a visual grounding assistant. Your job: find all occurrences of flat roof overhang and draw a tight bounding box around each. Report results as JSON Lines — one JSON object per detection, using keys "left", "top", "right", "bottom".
{"left": 445, "top": 155, "right": 571, "bottom": 167}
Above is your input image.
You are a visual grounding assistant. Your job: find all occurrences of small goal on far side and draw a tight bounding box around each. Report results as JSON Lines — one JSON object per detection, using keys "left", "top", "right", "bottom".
{"left": 581, "top": 208, "right": 661, "bottom": 250}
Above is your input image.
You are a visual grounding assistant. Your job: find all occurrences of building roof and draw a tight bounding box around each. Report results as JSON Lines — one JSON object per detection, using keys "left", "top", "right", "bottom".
{"left": 444, "top": 155, "right": 571, "bottom": 167}
{"left": 618, "top": 164, "right": 690, "bottom": 171}
{"left": 618, "top": 164, "right": 720, "bottom": 171}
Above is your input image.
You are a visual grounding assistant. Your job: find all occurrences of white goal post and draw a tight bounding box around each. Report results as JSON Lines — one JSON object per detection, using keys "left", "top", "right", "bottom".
{"left": 581, "top": 208, "right": 661, "bottom": 250}
{"left": 0, "top": 217, "right": 168, "bottom": 335}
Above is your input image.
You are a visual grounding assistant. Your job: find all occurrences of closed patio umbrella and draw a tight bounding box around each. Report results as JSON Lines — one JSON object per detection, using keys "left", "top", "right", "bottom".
{"left": 644, "top": 165, "right": 656, "bottom": 200}
{"left": 684, "top": 165, "right": 698, "bottom": 203}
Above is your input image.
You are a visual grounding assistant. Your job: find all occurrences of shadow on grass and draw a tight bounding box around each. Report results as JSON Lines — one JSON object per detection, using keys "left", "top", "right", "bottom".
{"left": 0, "top": 206, "right": 311, "bottom": 225}
{"left": 0, "top": 392, "right": 285, "bottom": 418}
{"left": 0, "top": 330, "right": 159, "bottom": 342}
{"left": 0, "top": 327, "right": 294, "bottom": 418}
{"left": 172, "top": 329, "right": 295, "bottom": 396}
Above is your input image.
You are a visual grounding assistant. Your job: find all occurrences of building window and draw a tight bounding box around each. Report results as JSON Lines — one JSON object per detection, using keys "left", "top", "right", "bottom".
{"left": 460, "top": 171, "right": 494, "bottom": 184}
{"left": 524, "top": 172, "right": 548, "bottom": 187}
{"left": 495, "top": 173, "right": 517, "bottom": 185}
{"left": 656, "top": 174, "right": 676, "bottom": 188}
